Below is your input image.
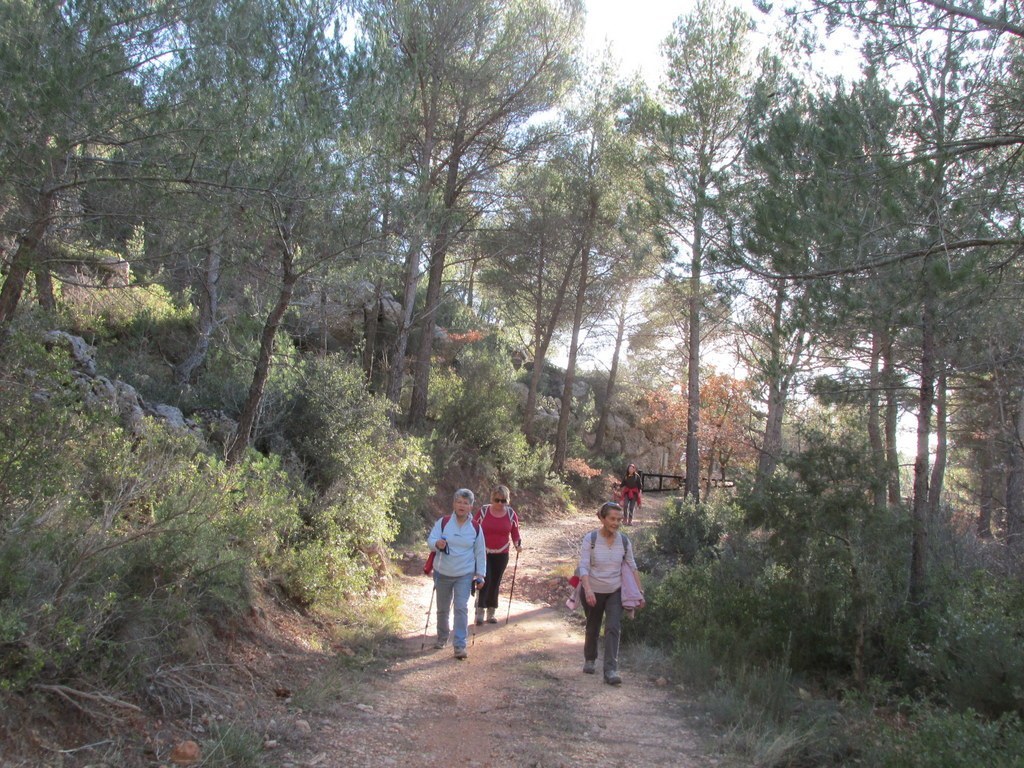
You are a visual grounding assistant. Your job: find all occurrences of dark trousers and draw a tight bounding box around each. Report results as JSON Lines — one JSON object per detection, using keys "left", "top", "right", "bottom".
{"left": 623, "top": 496, "right": 638, "bottom": 523}
{"left": 582, "top": 589, "right": 623, "bottom": 674}
{"left": 476, "top": 551, "right": 509, "bottom": 609}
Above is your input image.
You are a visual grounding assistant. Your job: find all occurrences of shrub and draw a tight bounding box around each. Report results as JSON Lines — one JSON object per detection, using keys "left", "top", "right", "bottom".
{"left": 0, "top": 338, "right": 306, "bottom": 697}
{"left": 737, "top": 430, "right": 909, "bottom": 677}
{"left": 868, "top": 707, "right": 1024, "bottom": 768}
{"left": 280, "top": 354, "right": 431, "bottom": 603}
{"left": 652, "top": 496, "right": 734, "bottom": 565}
{"left": 427, "top": 346, "right": 551, "bottom": 489}
{"left": 906, "top": 571, "right": 1024, "bottom": 717}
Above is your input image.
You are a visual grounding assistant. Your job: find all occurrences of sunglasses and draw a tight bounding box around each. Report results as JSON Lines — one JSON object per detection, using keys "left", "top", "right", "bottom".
{"left": 492, "top": 498, "right": 507, "bottom": 503}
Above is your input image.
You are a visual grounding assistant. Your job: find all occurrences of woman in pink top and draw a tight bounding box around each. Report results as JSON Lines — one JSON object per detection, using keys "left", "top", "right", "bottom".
{"left": 474, "top": 485, "right": 523, "bottom": 624}
{"left": 578, "top": 501, "right": 644, "bottom": 685}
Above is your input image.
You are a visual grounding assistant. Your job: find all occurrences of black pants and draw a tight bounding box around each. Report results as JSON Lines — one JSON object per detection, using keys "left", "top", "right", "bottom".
{"left": 582, "top": 589, "right": 623, "bottom": 674}
{"left": 476, "top": 551, "right": 510, "bottom": 610}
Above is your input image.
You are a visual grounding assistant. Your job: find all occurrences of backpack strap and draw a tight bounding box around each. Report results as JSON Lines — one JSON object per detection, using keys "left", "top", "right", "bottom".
{"left": 589, "top": 529, "right": 629, "bottom": 565}
{"left": 441, "top": 514, "right": 479, "bottom": 537}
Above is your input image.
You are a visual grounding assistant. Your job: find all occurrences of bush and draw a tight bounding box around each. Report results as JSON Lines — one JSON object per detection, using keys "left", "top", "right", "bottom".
{"left": 0, "top": 337, "right": 306, "bottom": 696}
{"left": 737, "top": 430, "right": 909, "bottom": 677}
{"left": 60, "top": 260, "right": 194, "bottom": 345}
{"left": 427, "top": 347, "right": 551, "bottom": 489}
{"left": 280, "top": 354, "right": 431, "bottom": 602}
{"left": 868, "top": 707, "right": 1024, "bottom": 768}
{"left": 906, "top": 571, "right": 1024, "bottom": 717}
{"left": 652, "top": 496, "right": 734, "bottom": 565}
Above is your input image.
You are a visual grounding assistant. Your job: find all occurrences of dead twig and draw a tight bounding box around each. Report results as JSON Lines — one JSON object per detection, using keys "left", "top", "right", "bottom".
{"left": 34, "top": 683, "right": 142, "bottom": 712}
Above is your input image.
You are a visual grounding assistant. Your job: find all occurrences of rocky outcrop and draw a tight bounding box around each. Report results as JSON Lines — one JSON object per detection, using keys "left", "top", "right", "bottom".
{"left": 44, "top": 330, "right": 97, "bottom": 377}
{"left": 287, "top": 280, "right": 402, "bottom": 353}
{"left": 44, "top": 331, "right": 237, "bottom": 446}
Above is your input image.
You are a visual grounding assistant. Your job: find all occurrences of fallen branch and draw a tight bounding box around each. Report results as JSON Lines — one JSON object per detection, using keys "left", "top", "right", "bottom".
{"left": 35, "top": 683, "right": 142, "bottom": 712}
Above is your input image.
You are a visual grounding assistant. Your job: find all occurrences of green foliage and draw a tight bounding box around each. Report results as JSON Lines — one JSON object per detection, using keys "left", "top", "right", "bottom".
{"left": 739, "top": 428, "right": 909, "bottom": 674}
{"left": 629, "top": 543, "right": 790, "bottom": 665}
{"left": 0, "top": 336, "right": 309, "bottom": 695}
{"left": 286, "top": 354, "right": 429, "bottom": 528}
{"left": 427, "top": 347, "right": 552, "bottom": 489}
{"left": 279, "top": 354, "right": 431, "bottom": 602}
{"left": 868, "top": 707, "right": 1024, "bottom": 768}
{"left": 630, "top": 427, "right": 912, "bottom": 681}
{"left": 59, "top": 258, "right": 193, "bottom": 344}
{"left": 906, "top": 572, "right": 1024, "bottom": 717}
{"left": 651, "top": 496, "right": 733, "bottom": 565}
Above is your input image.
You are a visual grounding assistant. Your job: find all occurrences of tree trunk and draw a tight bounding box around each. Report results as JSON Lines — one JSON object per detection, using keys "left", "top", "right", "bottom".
{"left": 754, "top": 283, "right": 806, "bottom": 494}
{"left": 0, "top": 191, "right": 55, "bottom": 331}
{"left": 978, "top": 407, "right": 995, "bottom": 539}
{"left": 1005, "top": 387, "right": 1024, "bottom": 548}
{"left": 174, "top": 238, "right": 222, "bottom": 386}
{"left": 554, "top": 193, "right": 597, "bottom": 472}
{"left": 867, "top": 329, "right": 888, "bottom": 509}
{"left": 928, "top": 367, "right": 947, "bottom": 521}
{"left": 594, "top": 294, "right": 628, "bottom": 453}
{"left": 226, "top": 244, "right": 298, "bottom": 465}
{"left": 684, "top": 203, "right": 703, "bottom": 502}
{"left": 408, "top": 130, "right": 465, "bottom": 428}
{"left": 909, "top": 297, "right": 935, "bottom": 607}
{"left": 385, "top": 238, "right": 423, "bottom": 410}
{"left": 882, "top": 328, "right": 902, "bottom": 505}
{"left": 757, "top": 381, "right": 786, "bottom": 489}
{"left": 523, "top": 240, "right": 576, "bottom": 442}
{"left": 34, "top": 248, "right": 56, "bottom": 313}
{"left": 408, "top": 226, "right": 449, "bottom": 427}
{"left": 363, "top": 282, "right": 382, "bottom": 383}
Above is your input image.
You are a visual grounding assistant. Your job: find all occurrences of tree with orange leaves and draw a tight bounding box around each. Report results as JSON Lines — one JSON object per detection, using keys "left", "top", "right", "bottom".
{"left": 640, "top": 373, "right": 757, "bottom": 496}
{"left": 697, "top": 373, "right": 758, "bottom": 496}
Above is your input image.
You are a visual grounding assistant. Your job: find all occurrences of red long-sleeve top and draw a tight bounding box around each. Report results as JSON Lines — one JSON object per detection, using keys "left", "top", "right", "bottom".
{"left": 474, "top": 504, "right": 522, "bottom": 554}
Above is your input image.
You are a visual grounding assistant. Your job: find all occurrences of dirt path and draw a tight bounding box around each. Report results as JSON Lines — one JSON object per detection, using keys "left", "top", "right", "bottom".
{"left": 273, "top": 499, "right": 731, "bottom": 768}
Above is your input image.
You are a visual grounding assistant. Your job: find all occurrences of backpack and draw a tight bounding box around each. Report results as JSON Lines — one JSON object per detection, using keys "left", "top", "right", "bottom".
{"left": 473, "top": 504, "right": 522, "bottom": 549}
{"left": 422, "top": 514, "right": 481, "bottom": 576}
{"left": 474, "top": 503, "right": 517, "bottom": 525}
{"left": 565, "top": 529, "right": 634, "bottom": 611}
{"left": 568, "top": 529, "right": 631, "bottom": 586}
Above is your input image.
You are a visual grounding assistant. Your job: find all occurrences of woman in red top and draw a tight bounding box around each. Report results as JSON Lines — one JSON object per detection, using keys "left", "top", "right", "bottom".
{"left": 474, "top": 484, "right": 523, "bottom": 624}
{"left": 620, "top": 464, "right": 642, "bottom": 526}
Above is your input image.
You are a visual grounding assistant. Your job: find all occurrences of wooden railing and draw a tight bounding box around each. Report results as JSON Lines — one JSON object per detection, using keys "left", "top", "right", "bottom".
{"left": 633, "top": 472, "right": 734, "bottom": 493}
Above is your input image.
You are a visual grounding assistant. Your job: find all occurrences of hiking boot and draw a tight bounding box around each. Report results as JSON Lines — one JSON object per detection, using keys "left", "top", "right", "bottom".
{"left": 486, "top": 608, "right": 497, "bottom": 624}
{"left": 434, "top": 636, "right": 449, "bottom": 649}
{"left": 454, "top": 647, "right": 468, "bottom": 660}
{"left": 604, "top": 671, "right": 622, "bottom": 685}
{"left": 582, "top": 660, "right": 596, "bottom": 674}
{"left": 475, "top": 608, "right": 484, "bottom": 626}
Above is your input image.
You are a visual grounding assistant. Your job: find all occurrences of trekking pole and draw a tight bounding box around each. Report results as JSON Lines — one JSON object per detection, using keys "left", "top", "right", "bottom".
{"left": 470, "top": 576, "right": 482, "bottom": 646}
{"left": 420, "top": 583, "right": 436, "bottom": 651}
{"left": 505, "top": 547, "right": 520, "bottom": 625}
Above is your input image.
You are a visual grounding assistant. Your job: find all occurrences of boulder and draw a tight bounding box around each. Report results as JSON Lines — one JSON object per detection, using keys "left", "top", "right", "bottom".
{"left": 44, "top": 330, "right": 97, "bottom": 377}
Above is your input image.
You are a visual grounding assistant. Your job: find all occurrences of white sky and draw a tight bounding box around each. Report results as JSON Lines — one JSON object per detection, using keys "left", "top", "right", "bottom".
{"left": 582, "top": 0, "right": 685, "bottom": 86}
{"left": 582, "top": 0, "right": 865, "bottom": 86}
